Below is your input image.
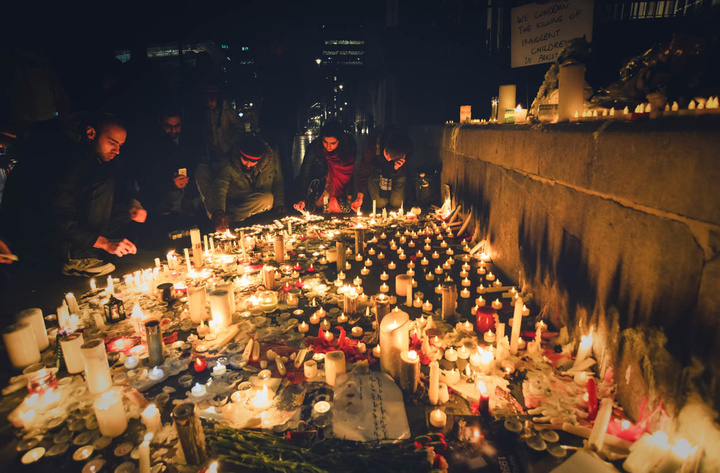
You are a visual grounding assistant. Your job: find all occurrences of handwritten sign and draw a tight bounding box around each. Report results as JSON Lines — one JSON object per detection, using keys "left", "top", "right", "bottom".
{"left": 511, "top": 0, "right": 594, "bottom": 68}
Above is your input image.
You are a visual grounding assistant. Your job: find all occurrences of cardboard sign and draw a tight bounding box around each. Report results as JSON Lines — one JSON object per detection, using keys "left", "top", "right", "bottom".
{"left": 511, "top": 0, "right": 594, "bottom": 68}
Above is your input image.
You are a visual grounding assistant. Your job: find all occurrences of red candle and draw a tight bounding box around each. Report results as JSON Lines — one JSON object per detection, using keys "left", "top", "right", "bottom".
{"left": 293, "top": 263, "right": 302, "bottom": 271}
{"left": 194, "top": 357, "right": 207, "bottom": 372}
{"left": 476, "top": 307, "right": 496, "bottom": 333}
{"left": 307, "top": 264, "right": 316, "bottom": 272}
{"left": 586, "top": 377, "right": 599, "bottom": 420}
{"left": 295, "top": 278, "right": 305, "bottom": 288}
{"left": 283, "top": 282, "right": 292, "bottom": 292}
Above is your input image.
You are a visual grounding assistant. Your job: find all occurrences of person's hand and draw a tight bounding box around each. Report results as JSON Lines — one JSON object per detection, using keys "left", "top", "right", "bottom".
{"left": 173, "top": 174, "right": 190, "bottom": 189}
{"left": 105, "top": 239, "right": 137, "bottom": 257}
{"left": 129, "top": 207, "right": 147, "bottom": 223}
{"left": 293, "top": 201, "right": 305, "bottom": 212}
{"left": 351, "top": 193, "right": 364, "bottom": 212}
{"left": 0, "top": 240, "right": 15, "bottom": 264}
{"left": 393, "top": 157, "right": 406, "bottom": 171}
{"left": 212, "top": 211, "right": 229, "bottom": 232}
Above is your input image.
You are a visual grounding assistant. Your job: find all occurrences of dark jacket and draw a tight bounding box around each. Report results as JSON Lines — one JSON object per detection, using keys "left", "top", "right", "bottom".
{"left": 357, "top": 128, "right": 410, "bottom": 197}
{"left": 51, "top": 146, "right": 136, "bottom": 252}
{"left": 210, "top": 143, "right": 284, "bottom": 213}
{"left": 296, "top": 134, "right": 356, "bottom": 201}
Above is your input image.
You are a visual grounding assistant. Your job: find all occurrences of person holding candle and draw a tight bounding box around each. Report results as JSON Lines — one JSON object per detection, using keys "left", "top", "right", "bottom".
{"left": 50, "top": 113, "right": 146, "bottom": 277}
{"left": 202, "top": 135, "right": 285, "bottom": 231}
{"left": 355, "top": 127, "right": 413, "bottom": 212}
{"left": 294, "top": 121, "right": 356, "bottom": 214}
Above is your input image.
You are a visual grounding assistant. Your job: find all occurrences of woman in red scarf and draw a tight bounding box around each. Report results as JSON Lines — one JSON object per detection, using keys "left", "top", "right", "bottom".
{"left": 294, "top": 121, "right": 356, "bottom": 213}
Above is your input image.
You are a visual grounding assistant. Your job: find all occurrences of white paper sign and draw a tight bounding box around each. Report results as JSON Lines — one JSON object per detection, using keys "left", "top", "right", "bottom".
{"left": 331, "top": 372, "right": 411, "bottom": 442}
{"left": 511, "top": 0, "right": 594, "bottom": 68}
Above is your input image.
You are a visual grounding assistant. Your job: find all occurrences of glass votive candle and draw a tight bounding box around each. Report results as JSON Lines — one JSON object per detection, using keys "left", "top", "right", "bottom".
{"left": 23, "top": 363, "right": 57, "bottom": 395}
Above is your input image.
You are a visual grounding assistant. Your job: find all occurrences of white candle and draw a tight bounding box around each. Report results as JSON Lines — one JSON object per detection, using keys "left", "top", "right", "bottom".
{"left": 191, "top": 383, "right": 207, "bottom": 398}
{"left": 304, "top": 360, "right": 318, "bottom": 378}
{"left": 190, "top": 228, "right": 203, "bottom": 269}
{"left": 212, "top": 361, "right": 227, "bottom": 377}
{"left": 509, "top": 299, "right": 523, "bottom": 355}
{"left": 379, "top": 311, "right": 409, "bottom": 378}
{"left": 429, "top": 408, "right": 447, "bottom": 428}
{"left": 325, "top": 351, "right": 346, "bottom": 386}
{"left": 429, "top": 361, "right": 440, "bottom": 405}
{"left": 81, "top": 339, "right": 112, "bottom": 394}
{"left": 188, "top": 285, "right": 207, "bottom": 323}
{"left": 444, "top": 347, "right": 458, "bottom": 362}
{"left": 124, "top": 356, "right": 138, "bottom": 370}
{"left": 139, "top": 432, "right": 153, "bottom": 473}
{"left": 183, "top": 248, "right": 192, "bottom": 272}
{"left": 148, "top": 366, "right": 164, "bottom": 380}
{"left": 60, "top": 332, "right": 85, "bottom": 374}
{"left": 93, "top": 389, "right": 127, "bottom": 437}
{"left": 141, "top": 404, "right": 161, "bottom": 433}
{"left": 298, "top": 321, "right": 309, "bottom": 333}
{"left": 209, "top": 289, "right": 232, "bottom": 329}
{"left": 351, "top": 326, "right": 363, "bottom": 337}
{"left": 15, "top": 308, "right": 48, "bottom": 351}
{"left": 574, "top": 330, "right": 594, "bottom": 368}
{"left": 491, "top": 299, "right": 502, "bottom": 310}
{"left": 589, "top": 398, "right": 614, "bottom": 451}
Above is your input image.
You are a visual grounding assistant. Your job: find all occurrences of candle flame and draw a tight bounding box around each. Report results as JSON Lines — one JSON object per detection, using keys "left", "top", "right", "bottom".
{"left": 477, "top": 380, "right": 488, "bottom": 396}
{"left": 408, "top": 350, "right": 418, "bottom": 360}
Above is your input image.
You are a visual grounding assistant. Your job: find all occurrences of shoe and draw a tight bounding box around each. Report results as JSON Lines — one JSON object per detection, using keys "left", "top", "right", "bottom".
{"left": 62, "top": 258, "right": 115, "bottom": 277}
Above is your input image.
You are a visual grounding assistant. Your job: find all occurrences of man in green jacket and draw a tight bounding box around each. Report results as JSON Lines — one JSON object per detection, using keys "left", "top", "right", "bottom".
{"left": 204, "top": 135, "right": 285, "bottom": 231}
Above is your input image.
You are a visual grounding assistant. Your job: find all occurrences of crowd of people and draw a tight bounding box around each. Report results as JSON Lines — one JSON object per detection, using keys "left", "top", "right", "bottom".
{"left": 0, "top": 49, "right": 416, "bottom": 278}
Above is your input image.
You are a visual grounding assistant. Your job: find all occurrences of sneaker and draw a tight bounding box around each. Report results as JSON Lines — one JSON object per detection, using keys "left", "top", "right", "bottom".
{"left": 62, "top": 258, "right": 115, "bottom": 277}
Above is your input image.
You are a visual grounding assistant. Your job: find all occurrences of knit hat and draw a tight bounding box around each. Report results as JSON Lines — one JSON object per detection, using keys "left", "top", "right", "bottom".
{"left": 238, "top": 135, "right": 266, "bottom": 161}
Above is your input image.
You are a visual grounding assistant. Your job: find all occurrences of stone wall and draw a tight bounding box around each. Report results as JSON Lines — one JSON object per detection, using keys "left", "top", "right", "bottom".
{"left": 414, "top": 119, "right": 720, "bottom": 425}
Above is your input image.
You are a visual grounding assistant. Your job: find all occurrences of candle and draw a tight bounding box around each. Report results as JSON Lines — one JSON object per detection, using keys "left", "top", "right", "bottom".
{"left": 589, "top": 398, "right": 614, "bottom": 451}
{"left": 574, "top": 330, "right": 594, "bottom": 368}
{"left": 444, "top": 347, "right": 458, "bottom": 362}
{"left": 191, "top": 383, "right": 207, "bottom": 398}
{"left": 477, "top": 381, "right": 490, "bottom": 417}
{"left": 508, "top": 297, "right": 523, "bottom": 356}
{"left": 3, "top": 323, "right": 41, "bottom": 369}
{"left": 145, "top": 319, "right": 164, "bottom": 368}
{"left": 212, "top": 361, "right": 227, "bottom": 377}
{"left": 298, "top": 321, "right": 309, "bottom": 333}
{"left": 139, "top": 432, "right": 153, "bottom": 473}
{"left": 60, "top": 332, "right": 85, "bottom": 374}
{"left": 197, "top": 321, "right": 210, "bottom": 338}
{"left": 190, "top": 228, "right": 203, "bottom": 269}
{"left": 187, "top": 285, "right": 208, "bottom": 324}
{"left": 209, "top": 289, "right": 232, "bottom": 329}
{"left": 184, "top": 248, "right": 192, "bottom": 272}
{"left": 379, "top": 311, "right": 409, "bottom": 378}
{"left": 387, "top": 261, "right": 396, "bottom": 270}
{"left": 422, "top": 300, "right": 433, "bottom": 312}
{"left": 337, "top": 312, "right": 348, "bottom": 324}
{"left": 320, "top": 319, "right": 331, "bottom": 331}
{"left": 460, "top": 288, "right": 470, "bottom": 298}
{"left": 399, "top": 350, "right": 420, "bottom": 393}
{"left": 351, "top": 326, "right": 364, "bottom": 337}
{"left": 142, "top": 404, "right": 161, "bottom": 433}
{"left": 325, "top": 351, "right": 346, "bottom": 386}
{"left": 309, "top": 312, "right": 320, "bottom": 324}
{"left": 429, "top": 361, "right": 440, "bottom": 405}
{"left": 323, "top": 330, "right": 334, "bottom": 342}
{"left": 491, "top": 299, "right": 502, "bottom": 310}
{"left": 171, "top": 403, "right": 207, "bottom": 465}
{"left": 81, "top": 339, "right": 112, "bottom": 394}
{"left": 379, "top": 283, "right": 389, "bottom": 293}
{"left": 125, "top": 355, "right": 139, "bottom": 370}
{"left": 93, "top": 389, "right": 127, "bottom": 437}
{"left": 457, "top": 344, "right": 470, "bottom": 360}
{"left": 148, "top": 366, "right": 164, "bottom": 381}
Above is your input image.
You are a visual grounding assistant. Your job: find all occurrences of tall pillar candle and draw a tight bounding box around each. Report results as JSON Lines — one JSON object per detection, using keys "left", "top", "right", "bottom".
{"left": 509, "top": 298, "right": 523, "bottom": 355}
{"left": 375, "top": 293, "right": 390, "bottom": 323}
{"left": 209, "top": 289, "right": 232, "bottom": 329}
{"left": 395, "top": 274, "right": 411, "bottom": 297}
{"left": 139, "top": 433, "right": 152, "bottom": 473}
{"left": 441, "top": 282, "right": 457, "bottom": 320}
{"left": 429, "top": 361, "right": 440, "bottom": 405}
{"left": 325, "top": 350, "right": 346, "bottom": 386}
{"left": 81, "top": 339, "right": 112, "bottom": 394}
{"left": 574, "top": 331, "right": 594, "bottom": 368}
{"left": 190, "top": 228, "right": 203, "bottom": 269}
{"left": 498, "top": 84, "right": 517, "bottom": 123}
{"left": 399, "top": 349, "right": 420, "bottom": 393}
{"left": 355, "top": 228, "right": 365, "bottom": 255}
{"left": 171, "top": 403, "right": 207, "bottom": 466}
{"left": 336, "top": 241, "right": 346, "bottom": 272}
{"left": 2, "top": 323, "right": 40, "bottom": 369}
{"left": 379, "top": 310, "right": 409, "bottom": 378}
{"left": 15, "top": 308, "right": 49, "bottom": 351}
{"left": 145, "top": 319, "right": 164, "bottom": 368}
{"left": 558, "top": 62, "right": 586, "bottom": 122}
{"left": 65, "top": 293, "right": 80, "bottom": 315}
{"left": 263, "top": 266, "right": 276, "bottom": 290}
{"left": 216, "top": 282, "right": 236, "bottom": 314}
{"left": 93, "top": 388, "right": 127, "bottom": 437}
{"left": 187, "top": 286, "right": 207, "bottom": 323}
{"left": 274, "top": 233, "right": 285, "bottom": 264}
{"left": 60, "top": 332, "right": 85, "bottom": 374}
{"left": 344, "top": 287, "right": 360, "bottom": 316}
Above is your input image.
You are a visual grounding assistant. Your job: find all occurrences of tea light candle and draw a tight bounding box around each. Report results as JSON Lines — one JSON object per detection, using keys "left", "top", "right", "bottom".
{"left": 440, "top": 240, "right": 448, "bottom": 248}
{"left": 379, "top": 283, "right": 389, "bottom": 293}
{"left": 323, "top": 330, "right": 334, "bottom": 342}
{"left": 355, "top": 254, "right": 363, "bottom": 261}
{"left": 194, "top": 357, "right": 207, "bottom": 372}
{"left": 338, "top": 271, "right": 346, "bottom": 280}
{"left": 442, "top": 262, "right": 451, "bottom": 270}
{"left": 357, "top": 342, "right": 367, "bottom": 354}
{"left": 388, "top": 261, "right": 396, "bottom": 270}
{"left": 368, "top": 247, "right": 376, "bottom": 255}
{"left": 457, "top": 345, "right": 471, "bottom": 360}
{"left": 351, "top": 326, "right": 364, "bottom": 337}
{"left": 462, "top": 277, "right": 471, "bottom": 287}
{"left": 430, "top": 408, "right": 447, "bottom": 428}
{"left": 462, "top": 263, "right": 471, "bottom": 271}
{"left": 422, "top": 300, "right": 433, "bottom": 312}
{"left": 477, "top": 284, "right": 486, "bottom": 294}
{"left": 398, "top": 251, "right": 406, "bottom": 260}
{"left": 432, "top": 251, "right": 440, "bottom": 259}
{"left": 491, "top": 299, "right": 502, "bottom": 310}
{"left": 360, "top": 267, "right": 370, "bottom": 276}
{"left": 124, "top": 355, "right": 139, "bottom": 370}
{"left": 191, "top": 383, "right": 207, "bottom": 398}
{"left": 444, "top": 347, "right": 458, "bottom": 362}
{"left": 337, "top": 313, "right": 348, "bottom": 324}
{"left": 444, "top": 368, "right": 461, "bottom": 384}
{"left": 435, "top": 266, "right": 444, "bottom": 275}
{"left": 435, "top": 284, "right": 443, "bottom": 294}
{"left": 446, "top": 248, "right": 454, "bottom": 256}
{"left": 93, "top": 389, "right": 127, "bottom": 437}
{"left": 298, "top": 321, "right": 309, "bottom": 333}
{"left": 522, "top": 305, "right": 531, "bottom": 316}
{"left": 148, "top": 366, "right": 164, "bottom": 380}
{"left": 212, "top": 361, "right": 227, "bottom": 377}
{"left": 380, "top": 232, "right": 387, "bottom": 239}
{"left": 484, "top": 330, "right": 496, "bottom": 343}
{"left": 320, "top": 319, "right": 331, "bottom": 331}
{"left": 309, "top": 312, "right": 320, "bottom": 324}
{"left": 477, "top": 266, "right": 486, "bottom": 275}
{"left": 380, "top": 271, "right": 389, "bottom": 281}
{"left": 486, "top": 272, "right": 495, "bottom": 281}
{"left": 476, "top": 296, "right": 486, "bottom": 307}
{"left": 460, "top": 288, "right": 470, "bottom": 298}
{"left": 390, "top": 240, "right": 397, "bottom": 250}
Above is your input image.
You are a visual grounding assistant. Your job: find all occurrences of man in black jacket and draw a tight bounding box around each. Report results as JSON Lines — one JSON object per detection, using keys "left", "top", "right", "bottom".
{"left": 52, "top": 114, "right": 146, "bottom": 276}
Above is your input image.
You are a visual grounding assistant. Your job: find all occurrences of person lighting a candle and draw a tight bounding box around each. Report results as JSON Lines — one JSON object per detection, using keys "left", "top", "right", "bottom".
{"left": 48, "top": 114, "right": 146, "bottom": 277}
{"left": 294, "top": 121, "right": 356, "bottom": 214}
{"left": 354, "top": 127, "right": 413, "bottom": 212}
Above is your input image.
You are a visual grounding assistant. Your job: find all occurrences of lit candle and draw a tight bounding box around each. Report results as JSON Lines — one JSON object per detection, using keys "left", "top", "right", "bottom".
{"left": 509, "top": 302, "right": 522, "bottom": 356}
{"left": 148, "top": 366, "right": 164, "bottom": 381}
{"left": 444, "top": 347, "right": 458, "bottom": 362}
{"left": 460, "top": 288, "right": 470, "bottom": 298}
{"left": 476, "top": 296, "right": 485, "bottom": 307}
{"left": 191, "top": 383, "right": 207, "bottom": 398}
{"left": 323, "top": 330, "right": 334, "bottom": 342}
{"left": 81, "top": 339, "right": 112, "bottom": 394}
{"left": 388, "top": 261, "right": 396, "bottom": 270}
{"left": 429, "top": 361, "right": 440, "bottom": 405}
{"left": 457, "top": 344, "right": 470, "bottom": 360}
{"left": 574, "top": 330, "right": 594, "bottom": 367}
{"left": 298, "top": 321, "right": 309, "bottom": 333}
{"left": 194, "top": 357, "right": 207, "bottom": 372}
{"left": 60, "top": 332, "right": 85, "bottom": 374}
{"left": 379, "top": 283, "right": 389, "bottom": 293}
{"left": 212, "top": 361, "right": 227, "bottom": 377}
{"left": 142, "top": 404, "right": 161, "bottom": 433}
{"left": 93, "top": 389, "right": 128, "bottom": 437}
{"left": 422, "top": 300, "right": 433, "bottom": 312}
{"left": 2, "top": 323, "right": 41, "bottom": 369}
{"left": 491, "top": 299, "right": 502, "bottom": 310}
{"left": 379, "top": 311, "right": 409, "bottom": 377}
{"left": 351, "top": 326, "right": 364, "bottom": 337}
{"left": 430, "top": 408, "right": 446, "bottom": 428}
{"left": 139, "top": 432, "right": 153, "bottom": 473}
{"left": 124, "top": 355, "right": 139, "bottom": 370}
{"left": 304, "top": 360, "right": 318, "bottom": 378}
{"left": 325, "top": 351, "right": 346, "bottom": 386}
